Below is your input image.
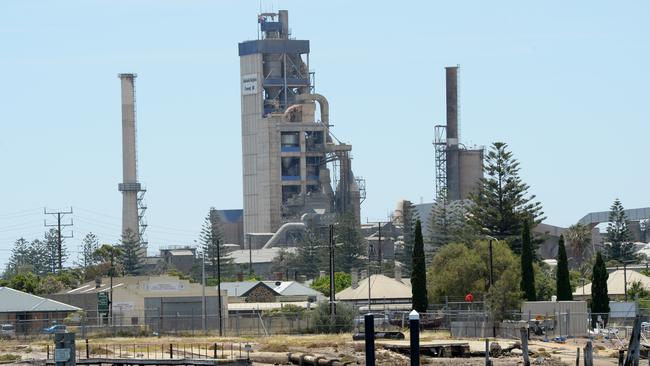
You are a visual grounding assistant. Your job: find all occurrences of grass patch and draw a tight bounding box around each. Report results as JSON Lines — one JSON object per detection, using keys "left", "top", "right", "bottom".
{"left": 0, "top": 354, "right": 21, "bottom": 362}
{"left": 259, "top": 342, "right": 289, "bottom": 352}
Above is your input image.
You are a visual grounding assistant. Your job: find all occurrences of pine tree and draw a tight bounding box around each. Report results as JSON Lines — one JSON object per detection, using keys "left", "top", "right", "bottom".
{"left": 3, "top": 238, "right": 32, "bottom": 278}
{"left": 397, "top": 200, "right": 417, "bottom": 276}
{"left": 429, "top": 196, "right": 476, "bottom": 252}
{"left": 556, "top": 235, "right": 573, "bottom": 300}
{"left": 591, "top": 252, "right": 610, "bottom": 327}
{"left": 293, "top": 222, "right": 326, "bottom": 279}
{"left": 199, "top": 208, "right": 233, "bottom": 280}
{"left": 411, "top": 220, "right": 428, "bottom": 312}
{"left": 334, "top": 211, "right": 364, "bottom": 273}
{"left": 44, "top": 228, "right": 65, "bottom": 274}
{"left": 605, "top": 199, "right": 635, "bottom": 263}
{"left": 119, "top": 229, "right": 143, "bottom": 276}
{"left": 520, "top": 219, "right": 536, "bottom": 301}
{"left": 77, "top": 232, "right": 100, "bottom": 271}
{"left": 469, "top": 142, "right": 545, "bottom": 254}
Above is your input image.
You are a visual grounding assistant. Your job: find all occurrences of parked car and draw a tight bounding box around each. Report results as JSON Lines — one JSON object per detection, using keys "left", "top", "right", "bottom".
{"left": 43, "top": 324, "right": 67, "bottom": 334}
{"left": 0, "top": 324, "right": 15, "bottom": 339}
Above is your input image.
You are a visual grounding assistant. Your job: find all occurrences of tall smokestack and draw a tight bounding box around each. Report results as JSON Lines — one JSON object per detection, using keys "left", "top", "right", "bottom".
{"left": 445, "top": 66, "right": 459, "bottom": 146}
{"left": 445, "top": 66, "right": 461, "bottom": 200}
{"left": 118, "top": 73, "right": 142, "bottom": 252}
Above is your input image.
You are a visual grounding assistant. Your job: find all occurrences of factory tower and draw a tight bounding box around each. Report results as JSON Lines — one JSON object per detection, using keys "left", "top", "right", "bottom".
{"left": 434, "top": 66, "right": 484, "bottom": 201}
{"left": 238, "top": 10, "right": 362, "bottom": 246}
{"left": 118, "top": 73, "right": 147, "bottom": 255}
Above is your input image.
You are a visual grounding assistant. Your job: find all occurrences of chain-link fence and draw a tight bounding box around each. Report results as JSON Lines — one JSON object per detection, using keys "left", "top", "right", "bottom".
{"left": 3, "top": 306, "right": 650, "bottom": 340}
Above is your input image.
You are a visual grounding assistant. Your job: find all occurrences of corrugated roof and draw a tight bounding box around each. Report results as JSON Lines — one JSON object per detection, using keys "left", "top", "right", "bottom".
{"left": 0, "top": 287, "right": 81, "bottom": 313}
{"left": 574, "top": 269, "right": 650, "bottom": 297}
{"left": 227, "top": 248, "right": 297, "bottom": 264}
{"left": 262, "top": 281, "right": 323, "bottom": 297}
{"left": 336, "top": 274, "right": 412, "bottom": 301}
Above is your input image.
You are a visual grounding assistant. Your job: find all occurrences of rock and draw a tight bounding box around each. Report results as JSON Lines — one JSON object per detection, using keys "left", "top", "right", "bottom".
{"left": 490, "top": 342, "right": 503, "bottom": 357}
{"left": 511, "top": 348, "right": 523, "bottom": 355}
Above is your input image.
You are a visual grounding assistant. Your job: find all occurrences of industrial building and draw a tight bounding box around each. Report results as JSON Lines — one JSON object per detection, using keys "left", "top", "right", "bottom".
{"left": 118, "top": 73, "right": 147, "bottom": 256}
{"left": 434, "top": 66, "right": 484, "bottom": 200}
{"left": 238, "top": 10, "right": 363, "bottom": 249}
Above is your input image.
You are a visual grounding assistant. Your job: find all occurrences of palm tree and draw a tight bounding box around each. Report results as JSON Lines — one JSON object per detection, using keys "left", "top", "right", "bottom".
{"left": 565, "top": 223, "right": 592, "bottom": 267}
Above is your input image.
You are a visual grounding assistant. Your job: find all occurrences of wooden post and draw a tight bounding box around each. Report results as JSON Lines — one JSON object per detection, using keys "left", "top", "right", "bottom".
{"left": 485, "top": 339, "right": 490, "bottom": 366}
{"left": 85, "top": 339, "right": 89, "bottom": 359}
{"left": 520, "top": 327, "right": 530, "bottom": 366}
{"left": 576, "top": 347, "right": 580, "bottom": 366}
{"left": 213, "top": 343, "right": 217, "bottom": 359}
{"left": 169, "top": 343, "right": 173, "bottom": 359}
{"left": 584, "top": 340, "right": 593, "bottom": 366}
{"left": 624, "top": 316, "right": 642, "bottom": 366}
{"left": 619, "top": 350, "right": 625, "bottom": 366}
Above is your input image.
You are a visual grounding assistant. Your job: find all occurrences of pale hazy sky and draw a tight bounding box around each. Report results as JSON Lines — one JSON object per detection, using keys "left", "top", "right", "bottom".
{"left": 1, "top": 1, "right": 649, "bottom": 267}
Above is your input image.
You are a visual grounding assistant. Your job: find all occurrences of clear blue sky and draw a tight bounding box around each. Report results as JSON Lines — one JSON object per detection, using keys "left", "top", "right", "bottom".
{"left": 1, "top": 1, "right": 649, "bottom": 267}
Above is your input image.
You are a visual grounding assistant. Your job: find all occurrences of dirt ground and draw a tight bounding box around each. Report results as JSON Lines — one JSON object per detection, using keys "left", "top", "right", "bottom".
{"left": 0, "top": 332, "right": 629, "bottom": 366}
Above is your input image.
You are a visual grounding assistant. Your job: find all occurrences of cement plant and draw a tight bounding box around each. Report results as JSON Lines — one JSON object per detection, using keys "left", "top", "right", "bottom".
{"left": 1, "top": 4, "right": 649, "bottom": 366}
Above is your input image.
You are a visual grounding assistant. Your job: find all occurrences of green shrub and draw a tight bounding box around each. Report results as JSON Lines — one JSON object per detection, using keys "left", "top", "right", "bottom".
{"left": 310, "top": 301, "right": 356, "bottom": 333}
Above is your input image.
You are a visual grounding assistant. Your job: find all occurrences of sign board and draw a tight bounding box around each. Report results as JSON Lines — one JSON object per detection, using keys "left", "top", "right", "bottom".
{"left": 113, "top": 302, "right": 135, "bottom": 312}
{"left": 242, "top": 74, "right": 258, "bottom": 95}
{"left": 149, "top": 282, "right": 182, "bottom": 292}
{"left": 97, "top": 292, "right": 109, "bottom": 315}
{"left": 55, "top": 348, "right": 70, "bottom": 362}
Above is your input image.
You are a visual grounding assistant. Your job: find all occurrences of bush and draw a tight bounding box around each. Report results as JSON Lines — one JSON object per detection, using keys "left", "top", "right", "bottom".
{"left": 310, "top": 301, "right": 356, "bottom": 333}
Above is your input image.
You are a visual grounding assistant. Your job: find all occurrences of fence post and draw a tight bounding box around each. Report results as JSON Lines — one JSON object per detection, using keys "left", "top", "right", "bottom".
{"left": 169, "top": 344, "right": 173, "bottom": 359}
{"left": 584, "top": 340, "right": 593, "bottom": 366}
{"left": 47, "top": 344, "right": 50, "bottom": 360}
{"left": 485, "top": 339, "right": 490, "bottom": 366}
{"left": 85, "top": 339, "right": 89, "bottom": 359}
{"left": 409, "top": 310, "right": 420, "bottom": 366}
{"left": 213, "top": 343, "right": 217, "bottom": 359}
{"left": 576, "top": 347, "right": 580, "bottom": 366}
{"left": 520, "top": 327, "right": 530, "bottom": 366}
{"left": 364, "top": 314, "right": 375, "bottom": 366}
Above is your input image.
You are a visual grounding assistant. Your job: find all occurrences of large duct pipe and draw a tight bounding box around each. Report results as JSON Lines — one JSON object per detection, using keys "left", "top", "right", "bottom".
{"left": 295, "top": 93, "right": 329, "bottom": 126}
{"left": 445, "top": 66, "right": 459, "bottom": 146}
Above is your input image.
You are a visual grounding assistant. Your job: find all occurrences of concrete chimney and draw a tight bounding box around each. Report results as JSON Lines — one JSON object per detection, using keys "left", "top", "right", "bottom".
{"left": 351, "top": 268, "right": 359, "bottom": 289}
{"left": 395, "top": 265, "right": 402, "bottom": 283}
{"left": 445, "top": 66, "right": 459, "bottom": 146}
{"left": 445, "top": 66, "right": 461, "bottom": 201}
{"left": 118, "top": 73, "right": 144, "bottom": 254}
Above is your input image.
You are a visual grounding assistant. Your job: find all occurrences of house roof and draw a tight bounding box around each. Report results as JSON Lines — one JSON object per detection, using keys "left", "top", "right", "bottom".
{"left": 219, "top": 281, "right": 280, "bottom": 297}
{"left": 0, "top": 287, "right": 81, "bottom": 313}
{"left": 262, "top": 281, "right": 324, "bottom": 297}
{"left": 336, "top": 274, "right": 412, "bottom": 301}
{"left": 574, "top": 269, "right": 650, "bottom": 297}
{"left": 220, "top": 280, "right": 322, "bottom": 298}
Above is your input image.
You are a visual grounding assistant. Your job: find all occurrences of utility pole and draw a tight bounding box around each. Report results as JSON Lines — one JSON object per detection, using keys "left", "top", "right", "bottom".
{"left": 44, "top": 207, "right": 73, "bottom": 273}
{"left": 201, "top": 252, "right": 206, "bottom": 334}
{"left": 366, "top": 220, "right": 390, "bottom": 275}
{"left": 328, "top": 224, "right": 336, "bottom": 322}
{"left": 209, "top": 209, "right": 223, "bottom": 337}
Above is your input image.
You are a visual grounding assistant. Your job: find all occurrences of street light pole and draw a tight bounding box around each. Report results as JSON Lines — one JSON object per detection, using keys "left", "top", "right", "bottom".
{"left": 201, "top": 252, "right": 206, "bottom": 333}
